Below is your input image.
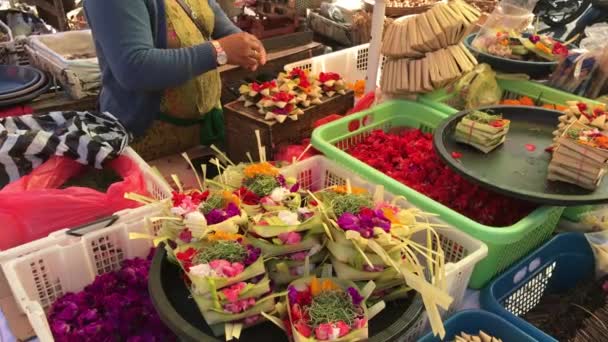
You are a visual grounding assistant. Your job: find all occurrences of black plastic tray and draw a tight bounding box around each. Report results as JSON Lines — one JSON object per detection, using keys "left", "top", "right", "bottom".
{"left": 149, "top": 244, "right": 424, "bottom": 342}
{"left": 464, "top": 34, "right": 558, "bottom": 79}
{"left": 434, "top": 105, "right": 608, "bottom": 206}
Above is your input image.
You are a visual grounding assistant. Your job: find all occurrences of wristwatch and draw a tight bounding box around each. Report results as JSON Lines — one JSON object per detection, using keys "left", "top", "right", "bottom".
{"left": 211, "top": 40, "right": 228, "bottom": 66}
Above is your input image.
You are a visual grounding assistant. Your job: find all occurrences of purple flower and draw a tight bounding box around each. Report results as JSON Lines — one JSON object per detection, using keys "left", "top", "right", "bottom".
{"left": 51, "top": 320, "right": 71, "bottom": 336}
{"left": 277, "top": 174, "right": 287, "bottom": 187}
{"left": 55, "top": 301, "right": 79, "bottom": 321}
{"left": 529, "top": 35, "right": 540, "bottom": 43}
{"left": 290, "top": 183, "right": 300, "bottom": 192}
{"left": 178, "top": 229, "right": 193, "bottom": 243}
{"left": 347, "top": 287, "right": 364, "bottom": 306}
{"left": 225, "top": 202, "right": 240, "bottom": 218}
{"left": 372, "top": 210, "right": 391, "bottom": 232}
{"left": 337, "top": 213, "right": 360, "bottom": 231}
{"left": 244, "top": 245, "right": 261, "bottom": 266}
{"left": 288, "top": 285, "right": 298, "bottom": 304}
{"left": 205, "top": 209, "right": 226, "bottom": 225}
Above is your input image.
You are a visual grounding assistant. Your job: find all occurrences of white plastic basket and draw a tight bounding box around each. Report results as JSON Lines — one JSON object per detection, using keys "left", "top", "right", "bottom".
{"left": 284, "top": 44, "right": 373, "bottom": 83}
{"left": 0, "top": 147, "right": 171, "bottom": 261}
{"left": 280, "top": 155, "right": 488, "bottom": 341}
{"left": 1, "top": 201, "right": 166, "bottom": 342}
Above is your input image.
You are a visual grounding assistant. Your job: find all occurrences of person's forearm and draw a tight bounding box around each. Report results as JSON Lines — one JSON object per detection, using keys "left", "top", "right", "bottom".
{"left": 85, "top": 0, "right": 218, "bottom": 91}
{"left": 209, "top": 0, "right": 242, "bottom": 39}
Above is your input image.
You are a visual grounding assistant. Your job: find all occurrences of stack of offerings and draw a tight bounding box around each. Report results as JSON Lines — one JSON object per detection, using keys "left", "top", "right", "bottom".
{"left": 213, "top": 159, "right": 329, "bottom": 286}
{"left": 156, "top": 187, "right": 278, "bottom": 339}
{"left": 552, "top": 102, "right": 608, "bottom": 149}
{"left": 312, "top": 185, "right": 452, "bottom": 336}
{"left": 454, "top": 110, "right": 511, "bottom": 153}
{"left": 548, "top": 121, "right": 608, "bottom": 190}
{"left": 381, "top": 0, "right": 480, "bottom": 94}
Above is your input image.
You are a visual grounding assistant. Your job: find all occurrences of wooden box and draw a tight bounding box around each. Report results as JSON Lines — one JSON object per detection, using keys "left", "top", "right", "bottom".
{"left": 224, "top": 91, "right": 354, "bottom": 162}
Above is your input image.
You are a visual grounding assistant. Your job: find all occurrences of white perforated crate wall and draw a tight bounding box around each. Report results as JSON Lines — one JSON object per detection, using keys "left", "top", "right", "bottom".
{"left": 280, "top": 156, "right": 488, "bottom": 340}
{"left": 1, "top": 202, "right": 165, "bottom": 342}
{"left": 284, "top": 43, "right": 385, "bottom": 85}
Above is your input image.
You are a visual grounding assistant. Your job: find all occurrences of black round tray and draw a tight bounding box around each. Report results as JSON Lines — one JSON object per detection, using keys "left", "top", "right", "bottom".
{"left": 464, "top": 34, "right": 558, "bottom": 79}
{"left": 149, "top": 244, "right": 425, "bottom": 342}
{"left": 433, "top": 105, "right": 608, "bottom": 206}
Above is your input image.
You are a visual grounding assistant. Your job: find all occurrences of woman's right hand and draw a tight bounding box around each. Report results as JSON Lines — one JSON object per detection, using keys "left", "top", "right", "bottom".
{"left": 218, "top": 32, "right": 267, "bottom": 71}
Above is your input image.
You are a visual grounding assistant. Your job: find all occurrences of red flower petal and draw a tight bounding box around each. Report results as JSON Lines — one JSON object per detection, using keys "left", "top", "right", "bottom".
{"left": 525, "top": 144, "right": 536, "bottom": 152}
{"left": 451, "top": 152, "right": 463, "bottom": 159}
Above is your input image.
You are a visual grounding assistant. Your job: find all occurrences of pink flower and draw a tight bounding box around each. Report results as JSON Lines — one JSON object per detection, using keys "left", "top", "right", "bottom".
{"left": 314, "top": 321, "right": 353, "bottom": 340}
{"left": 224, "top": 298, "right": 256, "bottom": 313}
{"left": 279, "top": 232, "right": 302, "bottom": 245}
{"left": 353, "top": 318, "right": 367, "bottom": 329}
{"left": 209, "top": 260, "right": 245, "bottom": 278}
{"left": 289, "top": 251, "right": 308, "bottom": 261}
{"left": 178, "top": 229, "right": 192, "bottom": 243}
{"left": 222, "top": 282, "right": 247, "bottom": 303}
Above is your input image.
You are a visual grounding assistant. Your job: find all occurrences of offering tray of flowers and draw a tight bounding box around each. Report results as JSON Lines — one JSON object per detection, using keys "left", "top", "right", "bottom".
{"left": 433, "top": 105, "right": 608, "bottom": 205}
{"left": 464, "top": 32, "right": 570, "bottom": 79}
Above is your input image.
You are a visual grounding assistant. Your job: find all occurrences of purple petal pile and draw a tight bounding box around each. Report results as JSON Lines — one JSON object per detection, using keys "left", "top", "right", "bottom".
{"left": 48, "top": 249, "right": 176, "bottom": 342}
{"left": 336, "top": 208, "right": 391, "bottom": 238}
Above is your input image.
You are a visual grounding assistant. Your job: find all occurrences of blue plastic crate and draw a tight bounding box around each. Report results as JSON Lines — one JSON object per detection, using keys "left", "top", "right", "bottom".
{"left": 418, "top": 310, "right": 536, "bottom": 342}
{"left": 480, "top": 233, "right": 595, "bottom": 342}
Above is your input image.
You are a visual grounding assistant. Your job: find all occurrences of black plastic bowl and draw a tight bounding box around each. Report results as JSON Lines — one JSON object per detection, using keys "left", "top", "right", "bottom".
{"left": 149, "top": 244, "right": 425, "bottom": 342}
{"left": 464, "top": 34, "right": 559, "bottom": 79}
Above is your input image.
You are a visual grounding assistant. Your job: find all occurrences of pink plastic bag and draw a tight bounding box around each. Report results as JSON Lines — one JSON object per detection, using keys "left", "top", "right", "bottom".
{"left": 0, "top": 155, "right": 148, "bottom": 250}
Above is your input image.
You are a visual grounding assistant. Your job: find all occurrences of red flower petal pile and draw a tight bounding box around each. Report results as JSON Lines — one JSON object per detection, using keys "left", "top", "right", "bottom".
{"left": 348, "top": 129, "right": 535, "bottom": 226}
{"left": 318, "top": 72, "right": 341, "bottom": 83}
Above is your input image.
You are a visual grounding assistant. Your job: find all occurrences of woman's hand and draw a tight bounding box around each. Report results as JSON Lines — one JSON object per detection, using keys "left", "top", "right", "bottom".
{"left": 218, "top": 32, "right": 267, "bottom": 71}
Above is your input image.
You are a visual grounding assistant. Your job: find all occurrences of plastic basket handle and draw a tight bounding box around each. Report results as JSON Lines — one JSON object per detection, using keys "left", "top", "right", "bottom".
{"left": 66, "top": 215, "right": 119, "bottom": 237}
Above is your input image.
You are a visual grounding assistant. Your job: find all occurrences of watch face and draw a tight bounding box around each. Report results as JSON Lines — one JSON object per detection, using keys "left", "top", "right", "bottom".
{"left": 218, "top": 52, "right": 228, "bottom": 65}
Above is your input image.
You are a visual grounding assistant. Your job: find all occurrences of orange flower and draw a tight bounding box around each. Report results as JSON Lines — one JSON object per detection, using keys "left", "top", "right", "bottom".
{"left": 519, "top": 96, "right": 534, "bottom": 106}
{"left": 321, "top": 279, "right": 339, "bottom": 292}
{"left": 223, "top": 190, "right": 240, "bottom": 206}
{"left": 382, "top": 207, "right": 399, "bottom": 223}
{"left": 243, "top": 162, "right": 279, "bottom": 178}
{"left": 207, "top": 231, "right": 244, "bottom": 241}
{"left": 501, "top": 99, "right": 521, "bottom": 105}
{"left": 595, "top": 135, "right": 608, "bottom": 149}
{"left": 310, "top": 277, "right": 322, "bottom": 296}
{"left": 535, "top": 42, "right": 552, "bottom": 55}
{"left": 331, "top": 185, "right": 367, "bottom": 194}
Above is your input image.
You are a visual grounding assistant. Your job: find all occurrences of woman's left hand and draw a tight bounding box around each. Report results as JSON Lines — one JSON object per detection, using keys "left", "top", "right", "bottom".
{"left": 246, "top": 33, "right": 267, "bottom": 71}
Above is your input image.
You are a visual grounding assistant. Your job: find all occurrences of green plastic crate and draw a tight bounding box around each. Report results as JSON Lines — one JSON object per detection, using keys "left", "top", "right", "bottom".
{"left": 311, "top": 100, "right": 563, "bottom": 289}
{"left": 419, "top": 79, "right": 603, "bottom": 222}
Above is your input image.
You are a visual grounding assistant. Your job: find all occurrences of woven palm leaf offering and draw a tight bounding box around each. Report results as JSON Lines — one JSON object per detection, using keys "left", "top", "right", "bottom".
{"left": 262, "top": 275, "right": 386, "bottom": 342}
{"left": 548, "top": 121, "right": 608, "bottom": 190}
{"left": 311, "top": 183, "right": 452, "bottom": 338}
{"left": 316, "top": 72, "right": 348, "bottom": 98}
{"left": 277, "top": 68, "right": 323, "bottom": 108}
{"left": 209, "top": 137, "right": 328, "bottom": 286}
{"left": 238, "top": 80, "right": 279, "bottom": 107}
{"left": 256, "top": 91, "right": 304, "bottom": 123}
{"left": 551, "top": 102, "right": 608, "bottom": 149}
{"left": 454, "top": 110, "right": 511, "bottom": 153}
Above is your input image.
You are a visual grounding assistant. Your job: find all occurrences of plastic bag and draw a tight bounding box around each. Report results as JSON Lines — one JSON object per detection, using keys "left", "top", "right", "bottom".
{"left": 454, "top": 64, "right": 503, "bottom": 109}
{"left": 472, "top": 0, "right": 538, "bottom": 53}
{"left": 581, "top": 23, "right": 608, "bottom": 51}
{"left": 0, "top": 155, "right": 148, "bottom": 250}
{"left": 586, "top": 230, "right": 608, "bottom": 277}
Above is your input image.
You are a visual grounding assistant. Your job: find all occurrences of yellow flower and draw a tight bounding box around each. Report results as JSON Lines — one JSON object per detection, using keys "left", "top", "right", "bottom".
{"left": 243, "top": 162, "right": 279, "bottom": 178}
{"left": 331, "top": 185, "right": 367, "bottom": 194}
{"left": 207, "top": 231, "right": 243, "bottom": 241}
{"left": 222, "top": 190, "right": 240, "bottom": 206}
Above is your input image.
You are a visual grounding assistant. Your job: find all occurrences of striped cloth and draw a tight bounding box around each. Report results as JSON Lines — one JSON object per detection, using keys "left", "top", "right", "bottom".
{"left": 0, "top": 111, "right": 130, "bottom": 185}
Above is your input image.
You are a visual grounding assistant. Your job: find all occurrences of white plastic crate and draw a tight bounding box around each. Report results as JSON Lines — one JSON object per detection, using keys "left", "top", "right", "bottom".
{"left": 1, "top": 201, "right": 166, "bottom": 342}
{"left": 280, "top": 155, "right": 488, "bottom": 341}
{"left": 284, "top": 43, "right": 380, "bottom": 84}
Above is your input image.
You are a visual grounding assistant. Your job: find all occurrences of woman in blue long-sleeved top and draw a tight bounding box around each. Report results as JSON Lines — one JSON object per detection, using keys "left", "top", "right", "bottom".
{"left": 84, "top": 0, "right": 266, "bottom": 160}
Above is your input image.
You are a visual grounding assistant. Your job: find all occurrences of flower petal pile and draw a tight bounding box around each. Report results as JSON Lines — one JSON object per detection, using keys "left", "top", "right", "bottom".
{"left": 348, "top": 129, "right": 535, "bottom": 226}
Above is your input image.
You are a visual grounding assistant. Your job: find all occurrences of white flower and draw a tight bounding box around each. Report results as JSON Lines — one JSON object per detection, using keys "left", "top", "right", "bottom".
{"left": 330, "top": 327, "right": 341, "bottom": 340}
{"left": 171, "top": 206, "right": 187, "bottom": 216}
{"left": 184, "top": 211, "right": 207, "bottom": 228}
{"left": 189, "top": 263, "right": 217, "bottom": 277}
{"left": 270, "top": 187, "right": 290, "bottom": 203}
{"left": 278, "top": 210, "right": 300, "bottom": 225}
{"left": 297, "top": 207, "right": 312, "bottom": 215}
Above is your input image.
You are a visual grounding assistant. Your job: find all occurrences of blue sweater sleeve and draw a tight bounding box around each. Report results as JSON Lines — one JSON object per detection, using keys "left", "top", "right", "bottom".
{"left": 209, "top": 0, "right": 242, "bottom": 38}
{"left": 84, "top": 0, "right": 218, "bottom": 92}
